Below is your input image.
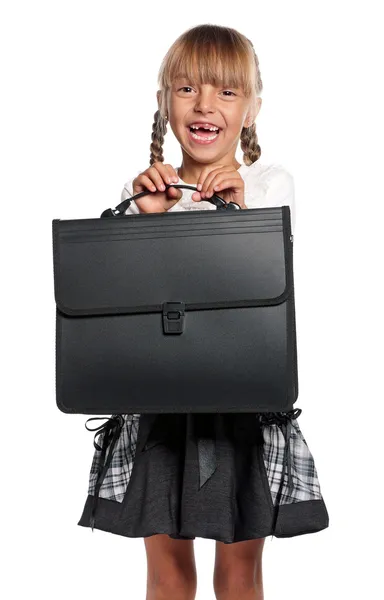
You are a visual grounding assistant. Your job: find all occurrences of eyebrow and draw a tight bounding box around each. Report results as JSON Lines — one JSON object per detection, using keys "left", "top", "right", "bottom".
{"left": 174, "top": 79, "right": 240, "bottom": 90}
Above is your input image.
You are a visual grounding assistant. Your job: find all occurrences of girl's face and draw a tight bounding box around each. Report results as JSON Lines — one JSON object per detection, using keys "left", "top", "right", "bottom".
{"left": 166, "top": 78, "right": 260, "bottom": 166}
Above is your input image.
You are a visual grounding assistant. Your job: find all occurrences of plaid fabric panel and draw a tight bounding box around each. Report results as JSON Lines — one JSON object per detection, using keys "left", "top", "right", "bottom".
{"left": 88, "top": 414, "right": 140, "bottom": 503}
{"left": 261, "top": 417, "right": 323, "bottom": 505}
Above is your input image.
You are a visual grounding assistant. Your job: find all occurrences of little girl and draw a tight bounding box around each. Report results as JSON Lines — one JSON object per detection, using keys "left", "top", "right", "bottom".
{"left": 78, "top": 24, "right": 329, "bottom": 600}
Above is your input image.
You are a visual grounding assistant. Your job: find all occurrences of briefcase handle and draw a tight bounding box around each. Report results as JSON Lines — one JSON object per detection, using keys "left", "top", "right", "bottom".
{"left": 100, "top": 183, "right": 242, "bottom": 218}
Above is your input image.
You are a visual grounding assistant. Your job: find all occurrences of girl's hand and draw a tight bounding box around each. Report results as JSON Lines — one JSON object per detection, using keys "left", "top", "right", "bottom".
{"left": 191, "top": 164, "right": 246, "bottom": 209}
{"left": 132, "top": 162, "right": 183, "bottom": 213}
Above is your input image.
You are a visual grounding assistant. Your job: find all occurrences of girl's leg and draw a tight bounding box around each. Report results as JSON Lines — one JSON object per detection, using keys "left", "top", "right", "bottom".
{"left": 144, "top": 534, "right": 197, "bottom": 600}
{"left": 213, "top": 538, "right": 266, "bottom": 600}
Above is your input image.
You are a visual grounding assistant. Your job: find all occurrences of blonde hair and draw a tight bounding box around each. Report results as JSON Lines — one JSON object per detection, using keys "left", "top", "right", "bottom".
{"left": 150, "top": 24, "right": 263, "bottom": 167}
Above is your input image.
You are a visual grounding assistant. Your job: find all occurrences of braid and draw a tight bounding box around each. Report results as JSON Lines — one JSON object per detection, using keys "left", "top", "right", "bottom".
{"left": 240, "top": 37, "right": 263, "bottom": 166}
{"left": 149, "top": 109, "right": 168, "bottom": 166}
{"left": 240, "top": 122, "right": 261, "bottom": 166}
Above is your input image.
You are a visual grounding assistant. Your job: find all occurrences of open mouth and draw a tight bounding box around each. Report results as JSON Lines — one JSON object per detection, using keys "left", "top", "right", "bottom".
{"left": 187, "top": 126, "right": 222, "bottom": 144}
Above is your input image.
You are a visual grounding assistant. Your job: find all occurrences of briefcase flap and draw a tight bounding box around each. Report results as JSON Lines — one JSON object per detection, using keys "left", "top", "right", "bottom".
{"left": 53, "top": 206, "right": 293, "bottom": 316}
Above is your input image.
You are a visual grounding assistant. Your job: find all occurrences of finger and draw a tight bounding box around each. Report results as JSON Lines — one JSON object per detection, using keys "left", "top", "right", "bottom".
{"left": 153, "top": 162, "right": 175, "bottom": 187}
{"left": 146, "top": 166, "right": 168, "bottom": 191}
{"left": 153, "top": 162, "right": 176, "bottom": 187}
{"left": 161, "top": 164, "right": 182, "bottom": 198}
{"left": 200, "top": 166, "right": 233, "bottom": 194}
{"left": 161, "top": 163, "right": 176, "bottom": 185}
{"left": 205, "top": 176, "right": 243, "bottom": 198}
{"left": 166, "top": 185, "right": 183, "bottom": 200}
{"left": 196, "top": 165, "right": 223, "bottom": 192}
{"left": 164, "top": 164, "right": 180, "bottom": 184}
{"left": 135, "top": 174, "right": 158, "bottom": 193}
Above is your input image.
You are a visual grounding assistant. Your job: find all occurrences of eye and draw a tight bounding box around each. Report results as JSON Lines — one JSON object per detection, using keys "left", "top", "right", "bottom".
{"left": 179, "top": 86, "right": 236, "bottom": 96}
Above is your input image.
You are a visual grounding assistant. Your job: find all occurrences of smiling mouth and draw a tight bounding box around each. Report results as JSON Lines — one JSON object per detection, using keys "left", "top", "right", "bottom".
{"left": 186, "top": 126, "right": 222, "bottom": 143}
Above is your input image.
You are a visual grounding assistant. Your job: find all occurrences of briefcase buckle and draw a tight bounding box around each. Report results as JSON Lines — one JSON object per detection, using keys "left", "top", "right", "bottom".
{"left": 162, "top": 302, "right": 185, "bottom": 334}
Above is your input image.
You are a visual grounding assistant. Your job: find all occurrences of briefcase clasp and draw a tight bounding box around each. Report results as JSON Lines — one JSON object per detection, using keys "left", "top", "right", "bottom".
{"left": 162, "top": 302, "right": 185, "bottom": 334}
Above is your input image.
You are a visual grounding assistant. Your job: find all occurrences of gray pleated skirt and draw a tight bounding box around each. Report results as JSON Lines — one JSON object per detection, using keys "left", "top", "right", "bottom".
{"left": 77, "top": 409, "right": 329, "bottom": 543}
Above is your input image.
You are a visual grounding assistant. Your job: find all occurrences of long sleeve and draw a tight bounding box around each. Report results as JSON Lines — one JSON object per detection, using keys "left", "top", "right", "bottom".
{"left": 244, "top": 164, "right": 296, "bottom": 235}
{"left": 265, "top": 169, "right": 296, "bottom": 234}
{"left": 121, "top": 177, "right": 140, "bottom": 215}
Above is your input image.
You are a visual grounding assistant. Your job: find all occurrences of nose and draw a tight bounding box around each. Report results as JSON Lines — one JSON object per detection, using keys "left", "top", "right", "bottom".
{"left": 193, "top": 87, "right": 217, "bottom": 115}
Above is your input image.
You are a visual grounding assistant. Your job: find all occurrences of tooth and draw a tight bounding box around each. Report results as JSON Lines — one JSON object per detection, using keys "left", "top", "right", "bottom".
{"left": 190, "top": 124, "right": 219, "bottom": 131}
{"left": 190, "top": 130, "right": 218, "bottom": 140}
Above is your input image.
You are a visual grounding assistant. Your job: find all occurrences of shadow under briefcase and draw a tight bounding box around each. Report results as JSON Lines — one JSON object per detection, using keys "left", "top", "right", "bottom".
{"left": 52, "top": 182, "right": 298, "bottom": 415}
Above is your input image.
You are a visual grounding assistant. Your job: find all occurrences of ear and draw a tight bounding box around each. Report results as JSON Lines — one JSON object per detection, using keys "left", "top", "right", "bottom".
{"left": 245, "top": 97, "right": 262, "bottom": 127}
{"left": 156, "top": 90, "right": 161, "bottom": 111}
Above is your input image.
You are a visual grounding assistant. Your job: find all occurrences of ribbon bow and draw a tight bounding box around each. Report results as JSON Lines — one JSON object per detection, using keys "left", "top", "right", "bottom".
{"left": 259, "top": 407, "right": 302, "bottom": 536}
{"left": 84, "top": 414, "right": 124, "bottom": 531}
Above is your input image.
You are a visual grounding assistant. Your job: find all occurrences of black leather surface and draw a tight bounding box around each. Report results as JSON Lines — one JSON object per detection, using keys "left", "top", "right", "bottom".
{"left": 52, "top": 205, "right": 298, "bottom": 414}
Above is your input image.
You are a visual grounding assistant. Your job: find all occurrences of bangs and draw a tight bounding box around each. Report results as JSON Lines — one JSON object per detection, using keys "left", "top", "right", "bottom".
{"left": 158, "top": 26, "right": 257, "bottom": 98}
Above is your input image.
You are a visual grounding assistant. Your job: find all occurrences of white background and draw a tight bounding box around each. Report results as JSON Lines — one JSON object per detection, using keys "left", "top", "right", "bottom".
{"left": 2, "top": 1, "right": 383, "bottom": 598}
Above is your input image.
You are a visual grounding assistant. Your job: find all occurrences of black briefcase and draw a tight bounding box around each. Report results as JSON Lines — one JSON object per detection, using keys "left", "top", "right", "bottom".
{"left": 52, "top": 183, "right": 298, "bottom": 415}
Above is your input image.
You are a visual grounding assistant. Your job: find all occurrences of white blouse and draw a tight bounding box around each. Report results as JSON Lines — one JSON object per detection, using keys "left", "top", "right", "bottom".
{"left": 120, "top": 160, "right": 296, "bottom": 234}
